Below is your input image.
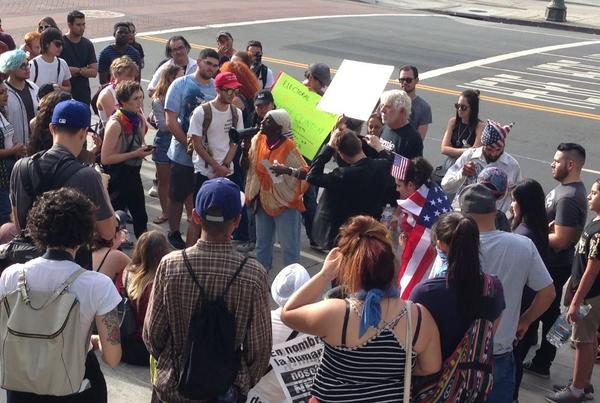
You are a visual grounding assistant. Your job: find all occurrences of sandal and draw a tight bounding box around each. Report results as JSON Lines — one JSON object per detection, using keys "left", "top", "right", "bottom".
{"left": 152, "top": 215, "right": 168, "bottom": 224}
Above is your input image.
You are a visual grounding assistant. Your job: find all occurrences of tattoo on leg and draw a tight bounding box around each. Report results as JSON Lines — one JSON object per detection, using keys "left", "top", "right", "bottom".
{"left": 101, "top": 308, "right": 121, "bottom": 345}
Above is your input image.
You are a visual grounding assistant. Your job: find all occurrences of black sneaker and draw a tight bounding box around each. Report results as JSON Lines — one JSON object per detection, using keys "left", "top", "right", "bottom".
{"left": 168, "top": 231, "right": 186, "bottom": 250}
{"left": 553, "top": 382, "right": 594, "bottom": 401}
{"left": 523, "top": 361, "right": 550, "bottom": 379}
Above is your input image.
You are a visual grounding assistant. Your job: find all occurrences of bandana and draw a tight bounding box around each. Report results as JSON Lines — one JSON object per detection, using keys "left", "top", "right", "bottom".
{"left": 481, "top": 119, "right": 513, "bottom": 148}
{"left": 116, "top": 108, "right": 140, "bottom": 135}
{"left": 354, "top": 287, "right": 400, "bottom": 337}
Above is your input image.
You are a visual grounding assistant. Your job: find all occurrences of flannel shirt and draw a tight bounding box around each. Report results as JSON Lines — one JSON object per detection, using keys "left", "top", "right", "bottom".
{"left": 143, "top": 240, "right": 272, "bottom": 403}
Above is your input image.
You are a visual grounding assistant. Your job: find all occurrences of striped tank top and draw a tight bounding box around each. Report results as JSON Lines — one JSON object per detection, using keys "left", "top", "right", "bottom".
{"left": 310, "top": 300, "right": 418, "bottom": 402}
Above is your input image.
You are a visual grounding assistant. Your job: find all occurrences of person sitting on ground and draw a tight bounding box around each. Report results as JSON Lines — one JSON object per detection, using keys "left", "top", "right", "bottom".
{"left": 28, "top": 89, "right": 72, "bottom": 155}
{"left": 118, "top": 230, "right": 169, "bottom": 366}
{"left": 22, "top": 31, "right": 41, "bottom": 60}
{"left": 28, "top": 28, "right": 71, "bottom": 93}
{"left": 0, "top": 187, "right": 122, "bottom": 402}
{"left": 282, "top": 215, "right": 442, "bottom": 402}
{"left": 250, "top": 263, "right": 311, "bottom": 402}
{"left": 92, "top": 210, "right": 131, "bottom": 283}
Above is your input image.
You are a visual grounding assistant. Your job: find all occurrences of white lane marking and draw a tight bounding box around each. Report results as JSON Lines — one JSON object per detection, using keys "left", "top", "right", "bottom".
{"left": 88, "top": 13, "right": 438, "bottom": 44}
{"left": 420, "top": 40, "right": 600, "bottom": 80}
{"left": 480, "top": 66, "right": 600, "bottom": 87}
{"left": 540, "top": 52, "right": 600, "bottom": 61}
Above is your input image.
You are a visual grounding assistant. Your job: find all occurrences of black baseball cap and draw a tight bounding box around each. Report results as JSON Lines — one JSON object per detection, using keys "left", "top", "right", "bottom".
{"left": 254, "top": 89, "right": 274, "bottom": 105}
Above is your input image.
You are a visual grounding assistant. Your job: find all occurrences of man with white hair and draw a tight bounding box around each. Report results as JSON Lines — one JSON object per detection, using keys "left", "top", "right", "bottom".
{"left": 379, "top": 89, "right": 423, "bottom": 159}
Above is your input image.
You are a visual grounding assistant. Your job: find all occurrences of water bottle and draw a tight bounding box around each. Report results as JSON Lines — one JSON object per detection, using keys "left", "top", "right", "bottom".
{"left": 381, "top": 204, "right": 395, "bottom": 230}
{"left": 546, "top": 304, "right": 592, "bottom": 348}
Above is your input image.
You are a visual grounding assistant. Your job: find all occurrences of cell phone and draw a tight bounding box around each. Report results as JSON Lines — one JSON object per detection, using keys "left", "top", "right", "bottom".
{"left": 143, "top": 145, "right": 156, "bottom": 151}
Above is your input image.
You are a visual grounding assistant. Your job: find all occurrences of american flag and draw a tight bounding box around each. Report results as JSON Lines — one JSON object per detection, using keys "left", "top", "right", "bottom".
{"left": 482, "top": 120, "right": 513, "bottom": 150}
{"left": 397, "top": 182, "right": 452, "bottom": 299}
{"left": 391, "top": 153, "right": 410, "bottom": 180}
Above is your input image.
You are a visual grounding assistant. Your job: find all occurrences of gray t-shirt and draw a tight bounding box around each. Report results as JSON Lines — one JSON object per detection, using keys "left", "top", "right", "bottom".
{"left": 10, "top": 144, "right": 113, "bottom": 229}
{"left": 545, "top": 182, "right": 588, "bottom": 268}
{"left": 479, "top": 230, "right": 553, "bottom": 355}
{"left": 409, "top": 96, "right": 432, "bottom": 131}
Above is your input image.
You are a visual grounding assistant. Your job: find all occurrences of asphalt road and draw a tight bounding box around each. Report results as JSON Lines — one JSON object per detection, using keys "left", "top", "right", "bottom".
{"left": 2, "top": 5, "right": 600, "bottom": 403}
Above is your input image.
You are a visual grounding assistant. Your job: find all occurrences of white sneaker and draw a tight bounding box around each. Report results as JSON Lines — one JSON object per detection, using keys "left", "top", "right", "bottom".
{"left": 148, "top": 185, "right": 158, "bottom": 198}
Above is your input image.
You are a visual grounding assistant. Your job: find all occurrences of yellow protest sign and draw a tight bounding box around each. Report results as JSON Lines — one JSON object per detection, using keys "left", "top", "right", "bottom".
{"left": 271, "top": 72, "right": 337, "bottom": 160}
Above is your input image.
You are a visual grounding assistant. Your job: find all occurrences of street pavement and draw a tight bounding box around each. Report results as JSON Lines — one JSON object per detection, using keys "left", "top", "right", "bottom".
{"left": 1, "top": 1, "right": 600, "bottom": 402}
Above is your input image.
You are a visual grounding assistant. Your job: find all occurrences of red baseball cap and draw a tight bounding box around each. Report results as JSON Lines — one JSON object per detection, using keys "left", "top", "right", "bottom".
{"left": 214, "top": 72, "right": 242, "bottom": 90}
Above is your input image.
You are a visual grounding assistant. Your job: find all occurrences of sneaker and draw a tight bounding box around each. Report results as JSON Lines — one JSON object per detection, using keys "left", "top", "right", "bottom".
{"left": 168, "top": 231, "right": 186, "bottom": 250}
{"left": 236, "top": 241, "right": 255, "bottom": 253}
{"left": 523, "top": 361, "right": 550, "bottom": 379}
{"left": 546, "top": 388, "right": 585, "bottom": 403}
{"left": 148, "top": 185, "right": 158, "bottom": 198}
{"left": 553, "top": 383, "right": 594, "bottom": 401}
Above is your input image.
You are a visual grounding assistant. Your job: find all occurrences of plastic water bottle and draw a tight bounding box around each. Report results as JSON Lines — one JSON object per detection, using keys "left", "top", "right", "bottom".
{"left": 546, "top": 304, "right": 592, "bottom": 348}
{"left": 381, "top": 204, "right": 395, "bottom": 230}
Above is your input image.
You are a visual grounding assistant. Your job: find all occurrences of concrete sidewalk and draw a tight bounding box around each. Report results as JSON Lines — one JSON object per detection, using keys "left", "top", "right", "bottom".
{"left": 365, "top": 0, "right": 600, "bottom": 34}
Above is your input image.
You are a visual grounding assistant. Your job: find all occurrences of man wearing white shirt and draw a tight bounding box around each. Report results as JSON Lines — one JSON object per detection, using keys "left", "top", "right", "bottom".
{"left": 147, "top": 36, "right": 197, "bottom": 96}
{"left": 442, "top": 119, "right": 521, "bottom": 213}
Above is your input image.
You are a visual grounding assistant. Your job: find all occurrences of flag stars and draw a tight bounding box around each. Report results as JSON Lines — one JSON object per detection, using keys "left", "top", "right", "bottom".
{"left": 423, "top": 215, "right": 431, "bottom": 222}
{"left": 434, "top": 210, "right": 441, "bottom": 217}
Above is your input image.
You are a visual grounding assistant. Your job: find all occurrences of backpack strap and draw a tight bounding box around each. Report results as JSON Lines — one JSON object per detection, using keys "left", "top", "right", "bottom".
{"left": 230, "top": 104, "right": 239, "bottom": 130}
{"left": 56, "top": 58, "right": 61, "bottom": 82}
{"left": 19, "top": 267, "right": 85, "bottom": 310}
{"left": 33, "top": 59, "right": 38, "bottom": 83}
{"left": 341, "top": 298, "right": 350, "bottom": 346}
{"left": 259, "top": 64, "right": 268, "bottom": 89}
{"left": 222, "top": 257, "right": 248, "bottom": 297}
{"left": 181, "top": 248, "right": 205, "bottom": 300}
{"left": 21, "top": 151, "right": 86, "bottom": 200}
{"left": 201, "top": 102, "right": 212, "bottom": 139}
{"left": 404, "top": 300, "right": 413, "bottom": 403}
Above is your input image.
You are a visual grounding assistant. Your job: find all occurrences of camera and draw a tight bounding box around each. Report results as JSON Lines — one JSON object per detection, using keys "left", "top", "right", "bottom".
{"left": 229, "top": 127, "right": 259, "bottom": 145}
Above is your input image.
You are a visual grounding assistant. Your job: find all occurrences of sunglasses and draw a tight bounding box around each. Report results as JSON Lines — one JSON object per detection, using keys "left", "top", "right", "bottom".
{"left": 52, "top": 40, "right": 63, "bottom": 47}
{"left": 398, "top": 77, "right": 414, "bottom": 84}
{"left": 19, "top": 63, "right": 29, "bottom": 70}
{"left": 220, "top": 88, "right": 240, "bottom": 96}
{"left": 38, "top": 25, "right": 51, "bottom": 32}
{"left": 454, "top": 103, "right": 469, "bottom": 111}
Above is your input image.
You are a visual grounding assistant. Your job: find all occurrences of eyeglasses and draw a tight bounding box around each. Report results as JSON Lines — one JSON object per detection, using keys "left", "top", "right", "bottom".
{"left": 454, "top": 103, "right": 469, "bottom": 111}
{"left": 220, "top": 88, "right": 240, "bottom": 96}
{"left": 52, "top": 40, "right": 63, "bottom": 47}
{"left": 170, "top": 45, "right": 186, "bottom": 53}
{"left": 38, "top": 25, "right": 51, "bottom": 32}
{"left": 398, "top": 77, "right": 414, "bottom": 84}
{"left": 18, "top": 63, "right": 29, "bottom": 70}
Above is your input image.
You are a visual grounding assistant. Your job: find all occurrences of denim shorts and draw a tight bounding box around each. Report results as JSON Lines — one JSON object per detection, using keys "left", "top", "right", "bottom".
{"left": 152, "top": 130, "right": 172, "bottom": 164}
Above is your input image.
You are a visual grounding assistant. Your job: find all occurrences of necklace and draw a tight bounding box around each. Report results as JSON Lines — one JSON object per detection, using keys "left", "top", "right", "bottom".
{"left": 455, "top": 120, "right": 472, "bottom": 148}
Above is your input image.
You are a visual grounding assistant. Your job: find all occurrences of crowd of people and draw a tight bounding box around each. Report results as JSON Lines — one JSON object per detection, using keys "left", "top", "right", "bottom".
{"left": 0, "top": 9, "right": 597, "bottom": 403}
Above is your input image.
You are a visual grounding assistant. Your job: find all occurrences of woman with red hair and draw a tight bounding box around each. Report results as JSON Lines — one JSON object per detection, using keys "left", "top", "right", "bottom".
{"left": 281, "top": 215, "right": 441, "bottom": 402}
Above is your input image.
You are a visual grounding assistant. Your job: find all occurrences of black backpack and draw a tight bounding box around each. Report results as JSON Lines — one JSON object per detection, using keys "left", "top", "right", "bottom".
{"left": 0, "top": 151, "right": 86, "bottom": 271}
{"left": 176, "top": 249, "right": 247, "bottom": 400}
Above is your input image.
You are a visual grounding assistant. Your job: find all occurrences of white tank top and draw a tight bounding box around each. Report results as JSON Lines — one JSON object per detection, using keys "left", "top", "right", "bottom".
{"left": 98, "top": 85, "right": 119, "bottom": 123}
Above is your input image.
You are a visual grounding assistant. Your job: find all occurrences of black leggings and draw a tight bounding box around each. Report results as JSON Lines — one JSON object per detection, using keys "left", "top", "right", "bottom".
{"left": 108, "top": 164, "right": 148, "bottom": 238}
{"left": 7, "top": 351, "right": 107, "bottom": 403}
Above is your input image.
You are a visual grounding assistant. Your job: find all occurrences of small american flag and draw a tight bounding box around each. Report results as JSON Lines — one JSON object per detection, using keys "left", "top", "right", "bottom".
{"left": 391, "top": 153, "right": 410, "bottom": 180}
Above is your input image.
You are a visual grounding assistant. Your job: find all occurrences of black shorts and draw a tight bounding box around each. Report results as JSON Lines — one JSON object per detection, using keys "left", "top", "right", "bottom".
{"left": 169, "top": 162, "right": 195, "bottom": 203}
{"left": 194, "top": 172, "right": 210, "bottom": 201}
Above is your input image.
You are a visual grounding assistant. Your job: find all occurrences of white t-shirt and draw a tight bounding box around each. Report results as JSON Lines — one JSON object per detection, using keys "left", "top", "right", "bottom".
{"left": 0, "top": 113, "right": 14, "bottom": 149}
{"left": 479, "top": 230, "right": 553, "bottom": 355}
{"left": 0, "top": 257, "right": 122, "bottom": 350}
{"left": 147, "top": 56, "right": 197, "bottom": 92}
{"left": 188, "top": 102, "right": 243, "bottom": 177}
{"left": 29, "top": 56, "right": 72, "bottom": 88}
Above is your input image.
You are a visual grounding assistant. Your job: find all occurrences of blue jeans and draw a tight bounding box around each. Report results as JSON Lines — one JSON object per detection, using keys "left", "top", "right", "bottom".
{"left": 255, "top": 206, "right": 301, "bottom": 271}
{"left": 486, "top": 351, "right": 515, "bottom": 403}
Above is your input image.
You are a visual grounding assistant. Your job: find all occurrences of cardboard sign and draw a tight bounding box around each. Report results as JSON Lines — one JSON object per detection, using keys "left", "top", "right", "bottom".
{"left": 271, "top": 72, "right": 337, "bottom": 160}
{"left": 317, "top": 59, "right": 394, "bottom": 121}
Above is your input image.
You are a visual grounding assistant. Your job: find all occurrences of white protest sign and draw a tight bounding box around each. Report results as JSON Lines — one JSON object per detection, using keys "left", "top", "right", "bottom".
{"left": 270, "top": 335, "right": 323, "bottom": 403}
{"left": 317, "top": 59, "right": 394, "bottom": 121}
{"left": 246, "top": 389, "right": 270, "bottom": 403}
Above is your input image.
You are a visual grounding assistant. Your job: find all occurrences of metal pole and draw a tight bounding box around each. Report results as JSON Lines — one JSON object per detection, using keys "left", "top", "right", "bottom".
{"left": 546, "top": 0, "right": 567, "bottom": 22}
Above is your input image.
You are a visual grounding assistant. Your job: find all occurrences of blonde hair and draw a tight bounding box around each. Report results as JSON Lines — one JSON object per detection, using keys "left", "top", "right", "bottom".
{"left": 152, "top": 64, "right": 181, "bottom": 103}
{"left": 110, "top": 56, "right": 139, "bottom": 80}
{"left": 125, "top": 231, "right": 169, "bottom": 300}
{"left": 23, "top": 31, "right": 40, "bottom": 47}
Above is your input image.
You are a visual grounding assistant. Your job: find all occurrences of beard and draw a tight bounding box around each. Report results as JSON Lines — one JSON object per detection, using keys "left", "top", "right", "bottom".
{"left": 552, "top": 166, "right": 568, "bottom": 181}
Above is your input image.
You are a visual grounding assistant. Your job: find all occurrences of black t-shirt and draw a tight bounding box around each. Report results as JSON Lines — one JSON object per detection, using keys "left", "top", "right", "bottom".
{"left": 380, "top": 123, "right": 423, "bottom": 159}
{"left": 61, "top": 35, "right": 98, "bottom": 105}
{"left": 410, "top": 275, "right": 505, "bottom": 361}
{"left": 545, "top": 182, "right": 587, "bottom": 268}
{"left": 571, "top": 219, "right": 600, "bottom": 299}
{"left": 14, "top": 84, "right": 35, "bottom": 123}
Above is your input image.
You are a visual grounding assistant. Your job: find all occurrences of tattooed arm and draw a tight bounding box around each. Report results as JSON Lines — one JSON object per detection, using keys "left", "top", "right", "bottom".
{"left": 95, "top": 307, "right": 122, "bottom": 367}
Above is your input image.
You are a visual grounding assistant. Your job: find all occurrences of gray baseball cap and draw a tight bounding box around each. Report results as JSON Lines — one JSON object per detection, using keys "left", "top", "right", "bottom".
{"left": 460, "top": 183, "right": 496, "bottom": 214}
{"left": 306, "top": 63, "right": 331, "bottom": 86}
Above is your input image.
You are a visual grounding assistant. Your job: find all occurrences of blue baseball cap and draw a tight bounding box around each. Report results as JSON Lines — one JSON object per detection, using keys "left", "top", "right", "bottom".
{"left": 195, "top": 178, "right": 244, "bottom": 222}
{"left": 477, "top": 166, "right": 508, "bottom": 199}
{"left": 51, "top": 100, "right": 91, "bottom": 129}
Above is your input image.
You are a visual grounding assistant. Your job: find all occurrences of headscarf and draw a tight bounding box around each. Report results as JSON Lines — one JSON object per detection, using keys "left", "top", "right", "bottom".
{"left": 0, "top": 49, "right": 27, "bottom": 74}
{"left": 266, "top": 109, "right": 292, "bottom": 137}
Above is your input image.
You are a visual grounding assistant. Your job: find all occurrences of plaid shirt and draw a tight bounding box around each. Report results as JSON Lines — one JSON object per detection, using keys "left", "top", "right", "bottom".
{"left": 143, "top": 240, "right": 272, "bottom": 402}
